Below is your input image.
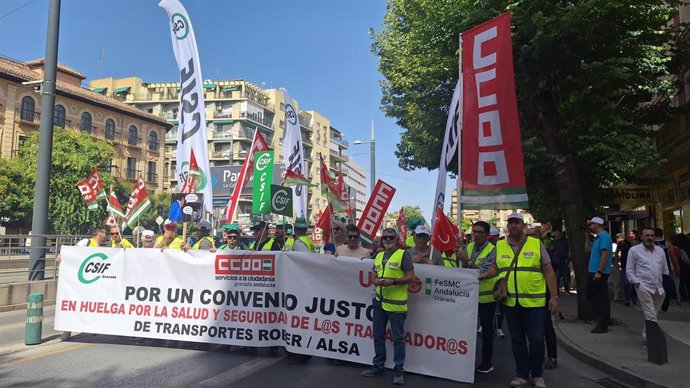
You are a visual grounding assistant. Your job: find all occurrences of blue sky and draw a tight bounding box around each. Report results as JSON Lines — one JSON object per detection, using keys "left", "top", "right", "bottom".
{"left": 0, "top": 0, "right": 456, "bottom": 220}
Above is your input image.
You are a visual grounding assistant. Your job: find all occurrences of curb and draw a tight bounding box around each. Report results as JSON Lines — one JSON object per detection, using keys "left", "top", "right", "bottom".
{"left": 554, "top": 320, "right": 666, "bottom": 388}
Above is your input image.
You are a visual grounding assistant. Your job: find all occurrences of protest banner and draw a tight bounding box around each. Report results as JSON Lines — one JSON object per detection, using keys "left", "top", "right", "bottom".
{"left": 55, "top": 248, "right": 478, "bottom": 383}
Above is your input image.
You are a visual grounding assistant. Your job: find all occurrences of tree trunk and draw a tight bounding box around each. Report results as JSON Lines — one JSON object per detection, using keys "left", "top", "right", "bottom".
{"left": 535, "top": 95, "right": 592, "bottom": 320}
{"left": 552, "top": 155, "right": 592, "bottom": 321}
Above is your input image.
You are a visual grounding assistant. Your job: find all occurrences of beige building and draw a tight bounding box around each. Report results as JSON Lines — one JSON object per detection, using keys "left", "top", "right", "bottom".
{"left": 90, "top": 77, "right": 351, "bottom": 222}
{"left": 450, "top": 190, "right": 534, "bottom": 233}
{"left": 0, "top": 57, "right": 170, "bottom": 190}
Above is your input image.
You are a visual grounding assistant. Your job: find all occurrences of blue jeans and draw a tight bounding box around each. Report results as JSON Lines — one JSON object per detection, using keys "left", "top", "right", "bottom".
{"left": 503, "top": 304, "right": 545, "bottom": 379}
{"left": 372, "top": 298, "right": 406, "bottom": 371}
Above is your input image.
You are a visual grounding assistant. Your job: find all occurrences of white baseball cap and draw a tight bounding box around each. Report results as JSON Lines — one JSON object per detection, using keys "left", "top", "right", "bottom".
{"left": 489, "top": 227, "right": 499, "bottom": 236}
{"left": 414, "top": 225, "right": 431, "bottom": 235}
{"left": 141, "top": 230, "right": 154, "bottom": 239}
{"left": 507, "top": 212, "right": 524, "bottom": 221}
{"left": 588, "top": 216, "right": 605, "bottom": 225}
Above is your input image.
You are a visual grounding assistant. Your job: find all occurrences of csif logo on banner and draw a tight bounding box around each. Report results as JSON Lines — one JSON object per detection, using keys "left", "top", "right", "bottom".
{"left": 78, "top": 253, "right": 116, "bottom": 284}
{"left": 271, "top": 185, "right": 293, "bottom": 217}
{"left": 171, "top": 12, "right": 189, "bottom": 40}
{"left": 255, "top": 153, "right": 272, "bottom": 171}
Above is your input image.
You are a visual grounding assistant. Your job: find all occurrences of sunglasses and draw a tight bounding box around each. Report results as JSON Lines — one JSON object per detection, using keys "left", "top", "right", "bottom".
{"left": 471, "top": 230, "right": 485, "bottom": 234}
{"left": 110, "top": 232, "right": 118, "bottom": 235}
{"left": 347, "top": 235, "right": 359, "bottom": 239}
{"left": 416, "top": 234, "right": 430, "bottom": 239}
{"left": 227, "top": 236, "right": 238, "bottom": 239}
{"left": 381, "top": 236, "right": 396, "bottom": 241}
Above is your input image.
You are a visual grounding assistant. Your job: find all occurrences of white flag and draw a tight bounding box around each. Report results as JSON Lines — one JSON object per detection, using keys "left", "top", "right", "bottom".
{"left": 280, "top": 88, "right": 307, "bottom": 217}
{"left": 159, "top": 0, "right": 213, "bottom": 212}
{"left": 431, "top": 79, "right": 462, "bottom": 226}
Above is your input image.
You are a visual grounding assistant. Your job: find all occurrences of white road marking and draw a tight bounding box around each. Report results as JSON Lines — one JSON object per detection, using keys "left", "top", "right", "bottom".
{"left": 198, "top": 356, "right": 284, "bottom": 386}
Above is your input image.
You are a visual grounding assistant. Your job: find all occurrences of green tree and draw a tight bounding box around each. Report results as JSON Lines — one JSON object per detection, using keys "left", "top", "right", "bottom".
{"left": 386, "top": 205, "right": 425, "bottom": 222}
{"left": 0, "top": 157, "right": 34, "bottom": 232}
{"left": 3, "top": 129, "right": 124, "bottom": 234}
{"left": 372, "top": 0, "right": 679, "bottom": 319}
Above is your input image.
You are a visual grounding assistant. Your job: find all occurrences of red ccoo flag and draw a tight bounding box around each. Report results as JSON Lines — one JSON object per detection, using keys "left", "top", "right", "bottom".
{"left": 432, "top": 207, "right": 459, "bottom": 253}
{"left": 315, "top": 204, "right": 334, "bottom": 245}
{"left": 396, "top": 207, "right": 407, "bottom": 241}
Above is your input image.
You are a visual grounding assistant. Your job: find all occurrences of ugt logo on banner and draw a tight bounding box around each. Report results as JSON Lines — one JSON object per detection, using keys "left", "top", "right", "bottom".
{"left": 253, "top": 151, "right": 274, "bottom": 214}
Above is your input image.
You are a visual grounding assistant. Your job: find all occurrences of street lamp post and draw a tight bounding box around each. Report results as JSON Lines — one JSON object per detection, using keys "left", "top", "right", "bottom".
{"left": 353, "top": 120, "right": 376, "bottom": 195}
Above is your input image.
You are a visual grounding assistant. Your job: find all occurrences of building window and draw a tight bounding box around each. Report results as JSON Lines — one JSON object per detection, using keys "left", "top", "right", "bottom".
{"left": 147, "top": 161, "right": 157, "bottom": 182}
{"left": 80, "top": 112, "right": 93, "bottom": 133}
{"left": 148, "top": 131, "right": 159, "bottom": 151}
{"left": 280, "top": 102, "right": 285, "bottom": 111}
{"left": 279, "top": 120, "right": 285, "bottom": 129}
{"left": 20, "top": 96, "right": 35, "bottom": 121}
{"left": 105, "top": 119, "right": 116, "bottom": 140}
{"left": 54, "top": 104, "right": 66, "bottom": 128}
{"left": 126, "top": 157, "right": 137, "bottom": 179}
{"left": 128, "top": 125, "right": 138, "bottom": 145}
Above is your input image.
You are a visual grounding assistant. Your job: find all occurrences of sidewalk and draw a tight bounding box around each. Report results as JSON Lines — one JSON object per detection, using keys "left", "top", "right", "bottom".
{"left": 555, "top": 293, "right": 690, "bottom": 388}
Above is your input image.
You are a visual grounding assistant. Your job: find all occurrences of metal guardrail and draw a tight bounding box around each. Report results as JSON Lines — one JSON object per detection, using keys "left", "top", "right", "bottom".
{"left": 0, "top": 234, "right": 116, "bottom": 283}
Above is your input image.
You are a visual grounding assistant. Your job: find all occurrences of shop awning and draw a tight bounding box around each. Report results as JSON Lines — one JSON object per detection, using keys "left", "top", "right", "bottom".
{"left": 114, "top": 86, "right": 130, "bottom": 94}
{"left": 203, "top": 83, "right": 216, "bottom": 89}
{"left": 222, "top": 86, "right": 238, "bottom": 92}
{"left": 92, "top": 87, "right": 107, "bottom": 93}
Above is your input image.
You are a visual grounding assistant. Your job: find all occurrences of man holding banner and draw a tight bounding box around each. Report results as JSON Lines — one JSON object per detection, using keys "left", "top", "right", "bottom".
{"left": 362, "top": 228, "right": 415, "bottom": 385}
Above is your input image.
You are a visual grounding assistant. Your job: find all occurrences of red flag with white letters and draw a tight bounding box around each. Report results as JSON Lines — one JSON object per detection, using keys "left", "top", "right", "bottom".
{"left": 223, "top": 131, "right": 269, "bottom": 223}
{"left": 460, "top": 12, "right": 528, "bottom": 209}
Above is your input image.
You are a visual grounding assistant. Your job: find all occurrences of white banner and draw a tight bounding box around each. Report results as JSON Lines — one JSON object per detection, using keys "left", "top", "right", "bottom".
{"left": 280, "top": 88, "right": 307, "bottom": 218}
{"left": 160, "top": 0, "right": 213, "bottom": 212}
{"left": 431, "top": 79, "right": 462, "bottom": 226}
{"left": 55, "top": 248, "right": 478, "bottom": 383}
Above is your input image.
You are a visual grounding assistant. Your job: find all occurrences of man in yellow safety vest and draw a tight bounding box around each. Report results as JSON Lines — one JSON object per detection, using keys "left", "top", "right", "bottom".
{"left": 486, "top": 213, "right": 559, "bottom": 388}
{"left": 291, "top": 217, "right": 315, "bottom": 253}
{"left": 362, "top": 228, "right": 415, "bottom": 385}
{"left": 456, "top": 221, "right": 499, "bottom": 374}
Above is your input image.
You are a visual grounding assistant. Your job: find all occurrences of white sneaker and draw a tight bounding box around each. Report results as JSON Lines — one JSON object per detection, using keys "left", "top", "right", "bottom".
{"left": 509, "top": 377, "right": 529, "bottom": 387}
{"left": 477, "top": 326, "right": 482, "bottom": 334}
{"left": 497, "top": 328, "right": 505, "bottom": 338}
{"left": 532, "top": 377, "right": 546, "bottom": 388}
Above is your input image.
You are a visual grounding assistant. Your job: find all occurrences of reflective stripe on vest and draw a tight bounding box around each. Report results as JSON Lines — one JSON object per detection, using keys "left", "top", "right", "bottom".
{"left": 468, "top": 241, "right": 498, "bottom": 304}
{"left": 495, "top": 237, "right": 545, "bottom": 307}
{"left": 443, "top": 252, "right": 458, "bottom": 268}
{"left": 193, "top": 236, "right": 216, "bottom": 250}
{"left": 111, "top": 239, "right": 134, "bottom": 248}
{"left": 374, "top": 249, "right": 408, "bottom": 312}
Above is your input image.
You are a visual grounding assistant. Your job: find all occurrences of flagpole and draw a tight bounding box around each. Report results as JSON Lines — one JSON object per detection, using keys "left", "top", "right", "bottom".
{"left": 136, "top": 218, "right": 140, "bottom": 248}
{"left": 110, "top": 185, "right": 125, "bottom": 246}
{"left": 456, "top": 32, "right": 463, "bottom": 227}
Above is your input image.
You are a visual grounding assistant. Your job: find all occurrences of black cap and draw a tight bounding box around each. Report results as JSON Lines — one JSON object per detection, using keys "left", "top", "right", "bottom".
{"left": 251, "top": 221, "right": 267, "bottom": 231}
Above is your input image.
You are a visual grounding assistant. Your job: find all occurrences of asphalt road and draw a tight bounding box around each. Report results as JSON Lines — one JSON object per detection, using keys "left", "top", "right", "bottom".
{"left": 0, "top": 307, "right": 610, "bottom": 388}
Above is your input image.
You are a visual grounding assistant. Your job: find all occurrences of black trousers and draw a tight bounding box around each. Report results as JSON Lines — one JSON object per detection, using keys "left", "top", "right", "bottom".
{"left": 544, "top": 307, "right": 557, "bottom": 359}
{"left": 478, "top": 302, "right": 496, "bottom": 365}
{"left": 587, "top": 273, "right": 610, "bottom": 326}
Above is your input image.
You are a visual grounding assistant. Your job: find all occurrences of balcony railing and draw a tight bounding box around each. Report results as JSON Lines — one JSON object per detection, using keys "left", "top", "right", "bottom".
{"left": 146, "top": 172, "right": 158, "bottom": 183}
{"left": 128, "top": 136, "right": 142, "bottom": 146}
{"left": 80, "top": 124, "right": 97, "bottom": 134}
{"left": 19, "top": 110, "right": 40, "bottom": 124}
{"left": 125, "top": 168, "right": 139, "bottom": 180}
{"left": 148, "top": 141, "right": 160, "bottom": 151}
{"left": 211, "top": 151, "right": 232, "bottom": 159}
